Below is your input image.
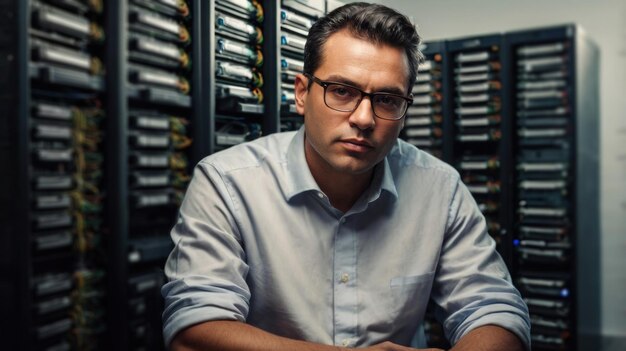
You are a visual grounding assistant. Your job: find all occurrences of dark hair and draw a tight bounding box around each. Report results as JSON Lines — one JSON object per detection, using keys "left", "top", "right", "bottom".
{"left": 303, "top": 2, "right": 423, "bottom": 92}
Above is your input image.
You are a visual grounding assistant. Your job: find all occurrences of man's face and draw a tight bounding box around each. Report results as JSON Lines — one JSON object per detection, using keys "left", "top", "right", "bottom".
{"left": 295, "top": 29, "right": 410, "bottom": 179}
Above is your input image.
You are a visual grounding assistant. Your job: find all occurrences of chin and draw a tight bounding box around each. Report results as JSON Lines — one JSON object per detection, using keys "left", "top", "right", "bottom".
{"left": 330, "top": 160, "right": 376, "bottom": 175}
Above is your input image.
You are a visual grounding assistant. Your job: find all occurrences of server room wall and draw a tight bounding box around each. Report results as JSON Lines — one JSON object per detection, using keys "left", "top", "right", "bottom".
{"left": 364, "top": 0, "right": 626, "bottom": 342}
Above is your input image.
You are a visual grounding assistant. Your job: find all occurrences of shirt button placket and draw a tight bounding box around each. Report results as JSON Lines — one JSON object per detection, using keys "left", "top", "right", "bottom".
{"left": 333, "top": 216, "right": 357, "bottom": 346}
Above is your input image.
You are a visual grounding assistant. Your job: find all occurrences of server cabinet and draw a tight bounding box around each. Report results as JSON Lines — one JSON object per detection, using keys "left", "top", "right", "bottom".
{"left": 106, "top": 1, "right": 203, "bottom": 350}
{"left": 445, "top": 34, "right": 513, "bottom": 261}
{"left": 278, "top": 0, "right": 324, "bottom": 132}
{"left": 402, "top": 41, "right": 447, "bottom": 160}
{"left": 210, "top": 0, "right": 268, "bottom": 154}
{"left": 1, "top": 0, "right": 107, "bottom": 349}
{"left": 504, "top": 24, "right": 600, "bottom": 351}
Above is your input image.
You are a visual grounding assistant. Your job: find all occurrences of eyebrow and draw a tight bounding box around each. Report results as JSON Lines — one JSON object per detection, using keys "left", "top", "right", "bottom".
{"left": 322, "top": 74, "right": 407, "bottom": 96}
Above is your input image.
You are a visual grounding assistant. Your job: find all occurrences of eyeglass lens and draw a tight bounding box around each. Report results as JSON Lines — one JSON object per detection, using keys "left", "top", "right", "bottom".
{"left": 324, "top": 83, "right": 407, "bottom": 119}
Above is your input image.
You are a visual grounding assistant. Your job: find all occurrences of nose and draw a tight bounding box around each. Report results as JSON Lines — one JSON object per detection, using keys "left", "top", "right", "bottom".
{"left": 347, "top": 96, "right": 375, "bottom": 131}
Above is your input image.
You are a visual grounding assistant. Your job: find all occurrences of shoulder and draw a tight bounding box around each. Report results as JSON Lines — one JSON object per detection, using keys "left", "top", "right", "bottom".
{"left": 197, "top": 131, "right": 297, "bottom": 174}
{"left": 388, "top": 139, "right": 460, "bottom": 180}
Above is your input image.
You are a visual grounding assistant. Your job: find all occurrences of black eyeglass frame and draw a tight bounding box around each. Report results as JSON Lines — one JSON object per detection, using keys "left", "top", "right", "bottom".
{"left": 304, "top": 73, "right": 413, "bottom": 121}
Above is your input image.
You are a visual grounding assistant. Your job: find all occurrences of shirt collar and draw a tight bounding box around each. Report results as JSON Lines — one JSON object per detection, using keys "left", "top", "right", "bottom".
{"left": 283, "top": 127, "right": 320, "bottom": 200}
{"left": 283, "top": 126, "right": 399, "bottom": 203}
{"left": 375, "top": 155, "right": 399, "bottom": 202}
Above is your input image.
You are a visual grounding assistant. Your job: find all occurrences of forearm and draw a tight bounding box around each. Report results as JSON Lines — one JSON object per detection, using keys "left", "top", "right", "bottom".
{"left": 171, "top": 321, "right": 447, "bottom": 351}
{"left": 450, "top": 325, "right": 525, "bottom": 351}
{"left": 171, "top": 320, "right": 347, "bottom": 351}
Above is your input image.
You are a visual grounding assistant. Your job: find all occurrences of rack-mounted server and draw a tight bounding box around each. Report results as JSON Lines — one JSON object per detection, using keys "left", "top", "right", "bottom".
{"left": 414, "top": 26, "right": 599, "bottom": 351}
{"left": 212, "top": 0, "right": 265, "bottom": 151}
{"left": 505, "top": 25, "right": 600, "bottom": 351}
{"left": 402, "top": 41, "right": 446, "bottom": 160}
{"left": 121, "top": 0, "right": 195, "bottom": 349}
{"left": 279, "top": 0, "right": 324, "bottom": 132}
{"left": 446, "top": 34, "right": 511, "bottom": 258}
{"left": 1, "top": 0, "right": 107, "bottom": 350}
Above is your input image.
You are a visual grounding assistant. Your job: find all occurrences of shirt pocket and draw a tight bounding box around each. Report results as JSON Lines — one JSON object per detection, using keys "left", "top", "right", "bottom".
{"left": 386, "top": 271, "right": 435, "bottom": 324}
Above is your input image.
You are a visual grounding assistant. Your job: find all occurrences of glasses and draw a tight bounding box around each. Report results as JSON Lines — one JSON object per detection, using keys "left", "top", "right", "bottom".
{"left": 305, "top": 73, "right": 413, "bottom": 121}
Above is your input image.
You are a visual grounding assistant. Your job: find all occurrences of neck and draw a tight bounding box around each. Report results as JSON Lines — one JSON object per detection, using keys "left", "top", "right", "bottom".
{"left": 304, "top": 142, "right": 375, "bottom": 213}
{"left": 316, "top": 168, "right": 373, "bottom": 213}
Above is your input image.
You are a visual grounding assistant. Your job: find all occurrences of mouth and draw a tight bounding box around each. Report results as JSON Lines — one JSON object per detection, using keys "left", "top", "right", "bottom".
{"left": 339, "top": 138, "right": 374, "bottom": 153}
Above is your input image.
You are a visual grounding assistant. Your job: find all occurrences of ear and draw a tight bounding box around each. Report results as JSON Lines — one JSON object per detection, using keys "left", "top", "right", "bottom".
{"left": 294, "top": 73, "right": 308, "bottom": 116}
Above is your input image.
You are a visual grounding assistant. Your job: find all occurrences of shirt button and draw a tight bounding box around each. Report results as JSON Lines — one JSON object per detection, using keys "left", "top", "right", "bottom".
{"left": 341, "top": 339, "right": 351, "bottom": 347}
{"left": 340, "top": 273, "right": 349, "bottom": 283}
{"left": 317, "top": 192, "right": 324, "bottom": 198}
{"left": 340, "top": 218, "right": 346, "bottom": 224}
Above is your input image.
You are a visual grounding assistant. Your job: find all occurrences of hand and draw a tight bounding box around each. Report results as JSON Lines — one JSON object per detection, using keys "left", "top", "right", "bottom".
{"left": 360, "top": 341, "right": 445, "bottom": 351}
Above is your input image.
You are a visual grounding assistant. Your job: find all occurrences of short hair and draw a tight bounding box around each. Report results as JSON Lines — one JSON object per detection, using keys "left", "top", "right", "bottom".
{"left": 303, "top": 2, "right": 423, "bottom": 92}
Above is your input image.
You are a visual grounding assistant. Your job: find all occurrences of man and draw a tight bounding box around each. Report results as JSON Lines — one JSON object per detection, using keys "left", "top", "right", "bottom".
{"left": 162, "top": 2, "right": 530, "bottom": 350}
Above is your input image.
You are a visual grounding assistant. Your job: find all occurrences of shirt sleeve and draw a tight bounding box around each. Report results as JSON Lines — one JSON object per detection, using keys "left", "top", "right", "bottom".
{"left": 161, "top": 161, "right": 251, "bottom": 347}
{"left": 431, "top": 178, "right": 531, "bottom": 350}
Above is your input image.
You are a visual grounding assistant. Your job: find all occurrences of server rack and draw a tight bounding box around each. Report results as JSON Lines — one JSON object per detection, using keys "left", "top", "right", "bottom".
{"left": 1, "top": 0, "right": 107, "bottom": 349}
{"left": 402, "top": 41, "right": 447, "bottom": 160}
{"left": 279, "top": 0, "right": 324, "bottom": 132}
{"left": 210, "top": 0, "right": 267, "bottom": 153}
{"left": 106, "top": 1, "right": 203, "bottom": 350}
{"left": 504, "top": 25, "right": 600, "bottom": 351}
{"left": 445, "top": 34, "right": 513, "bottom": 262}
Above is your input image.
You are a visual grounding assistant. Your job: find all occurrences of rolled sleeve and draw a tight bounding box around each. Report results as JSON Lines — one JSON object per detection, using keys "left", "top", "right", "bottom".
{"left": 161, "top": 161, "right": 251, "bottom": 346}
{"left": 432, "top": 179, "right": 531, "bottom": 350}
{"left": 162, "top": 276, "right": 250, "bottom": 346}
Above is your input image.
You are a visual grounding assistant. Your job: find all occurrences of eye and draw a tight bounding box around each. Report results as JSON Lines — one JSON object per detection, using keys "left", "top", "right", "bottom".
{"left": 375, "top": 94, "right": 402, "bottom": 107}
{"left": 334, "top": 87, "right": 349, "bottom": 96}
{"left": 328, "top": 84, "right": 357, "bottom": 99}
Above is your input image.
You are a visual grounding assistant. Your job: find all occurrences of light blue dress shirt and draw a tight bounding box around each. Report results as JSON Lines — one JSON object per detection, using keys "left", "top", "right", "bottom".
{"left": 162, "top": 127, "right": 530, "bottom": 349}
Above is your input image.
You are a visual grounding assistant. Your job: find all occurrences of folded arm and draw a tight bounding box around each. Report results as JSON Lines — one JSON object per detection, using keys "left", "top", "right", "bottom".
{"left": 450, "top": 325, "right": 525, "bottom": 351}
{"left": 171, "top": 320, "right": 444, "bottom": 351}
